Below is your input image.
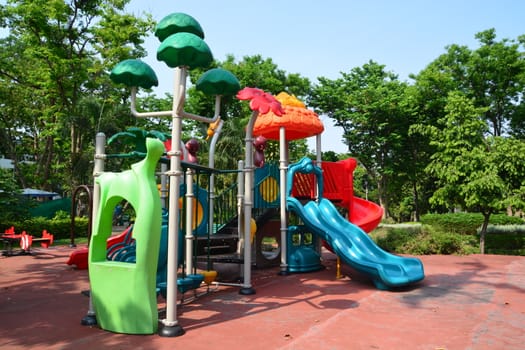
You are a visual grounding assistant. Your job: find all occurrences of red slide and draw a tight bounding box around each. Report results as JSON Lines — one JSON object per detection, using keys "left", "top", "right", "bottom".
{"left": 292, "top": 157, "right": 383, "bottom": 232}
{"left": 349, "top": 196, "right": 383, "bottom": 233}
{"left": 66, "top": 225, "right": 133, "bottom": 269}
{"left": 323, "top": 158, "right": 383, "bottom": 232}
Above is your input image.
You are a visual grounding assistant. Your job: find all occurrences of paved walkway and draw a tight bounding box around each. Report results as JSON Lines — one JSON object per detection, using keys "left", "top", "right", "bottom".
{"left": 1, "top": 245, "right": 524, "bottom": 349}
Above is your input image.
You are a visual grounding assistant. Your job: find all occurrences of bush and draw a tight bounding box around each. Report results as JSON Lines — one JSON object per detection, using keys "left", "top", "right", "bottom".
{"left": 480, "top": 225, "right": 525, "bottom": 255}
{"left": 488, "top": 215, "right": 524, "bottom": 226}
{"left": 420, "top": 229, "right": 478, "bottom": 255}
{"left": 372, "top": 225, "right": 479, "bottom": 255}
{"left": 1, "top": 215, "right": 89, "bottom": 241}
{"left": 372, "top": 226, "right": 419, "bottom": 253}
{"left": 421, "top": 213, "right": 482, "bottom": 234}
{"left": 420, "top": 213, "right": 524, "bottom": 235}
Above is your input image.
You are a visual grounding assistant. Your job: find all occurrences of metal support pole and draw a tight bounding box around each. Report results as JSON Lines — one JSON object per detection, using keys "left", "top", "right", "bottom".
{"left": 160, "top": 163, "right": 168, "bottom": 209}
{"left": 239, "top": 111, "right": 258, "bottom": 295}
{"left": 315, "top": 133, "right": 323, "bottom": 255}
{"left": 81, "top": 132, "right": 106, "bottom": 326}
{"left": 207, "top": 119, "right": 223, "bottom": 270}
{"left": 279, "top": 127, "right": 289, "bottom": 275}
{"left": 159, "top": 67, "right": 186, "bottom": 337}
{"left": 184, "top": 168, "right": 195, "bottom": 275}
{"left": 315, "top": 134, "right": 322, "bottom": 201}
{"left": 236, "top": 159, "right": 245, "bottom": 251}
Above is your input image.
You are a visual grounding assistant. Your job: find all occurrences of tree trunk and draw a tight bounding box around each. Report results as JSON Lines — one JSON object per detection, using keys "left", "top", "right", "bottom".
{"left": 39, "top": 135, "right": 55, "bottom": 190}
{"left": 479, "top": 213, "right": 491, "bottom": 254}
{"left": 377, "top": 177, "right": 389, "bottom": 219}
{"left": 412, "top": 181, "right": 420, "bottom": 222}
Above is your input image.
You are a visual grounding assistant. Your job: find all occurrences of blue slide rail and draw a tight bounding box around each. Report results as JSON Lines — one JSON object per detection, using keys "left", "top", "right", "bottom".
{"left": 286, "top": 157, "right": 424, "bottom": 290}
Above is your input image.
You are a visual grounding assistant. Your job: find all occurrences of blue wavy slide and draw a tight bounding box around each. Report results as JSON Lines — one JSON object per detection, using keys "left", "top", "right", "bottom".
{"left": 287, "top": 196, "right": 425, "bottom": 290}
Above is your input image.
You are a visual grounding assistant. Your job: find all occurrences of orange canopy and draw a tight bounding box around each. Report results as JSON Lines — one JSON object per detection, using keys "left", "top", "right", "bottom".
{"left": 253, "top": 92, "right": 324, "bottom": 141}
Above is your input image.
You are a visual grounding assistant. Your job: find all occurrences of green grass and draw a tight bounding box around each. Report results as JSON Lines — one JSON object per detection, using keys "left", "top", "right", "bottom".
{"left": 53, "top": 237, "right": 88, "bottom": 246}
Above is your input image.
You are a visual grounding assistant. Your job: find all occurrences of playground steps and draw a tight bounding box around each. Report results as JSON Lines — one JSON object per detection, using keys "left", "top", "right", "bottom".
{"left": 194, "top": 208, "right": 281, "bottom": 269}
{"left": 195, "top": 233, "right": 239, "bottom": 256}
{"left": 196, "top": 252, "right": 246, "bottom": 265}
{"left": 194, "top": 217, "right": 246, "bottom": 274}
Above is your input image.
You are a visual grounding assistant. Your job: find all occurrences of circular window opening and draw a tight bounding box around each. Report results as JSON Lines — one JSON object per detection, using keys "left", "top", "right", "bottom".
{"left": 260, "top": 236, "right": 280, "bottom": 260}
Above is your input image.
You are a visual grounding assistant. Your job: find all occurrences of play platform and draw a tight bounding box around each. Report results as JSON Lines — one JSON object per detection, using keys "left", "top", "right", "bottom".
{"left": 1, "top": 245, "right": 524, "bottom": 349}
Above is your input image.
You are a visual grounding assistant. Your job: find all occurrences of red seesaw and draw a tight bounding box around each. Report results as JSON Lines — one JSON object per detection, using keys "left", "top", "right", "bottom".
{"left": 1, "top": 226, "right": 54, "bottom": 256}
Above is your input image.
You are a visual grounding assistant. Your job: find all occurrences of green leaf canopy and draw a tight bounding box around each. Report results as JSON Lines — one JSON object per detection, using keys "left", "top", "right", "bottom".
{"left": 110, "top": 59, "right": 158, "bottom": 88}
{"left": 196, "top": 68, "right": 241, "bottom": 96}
{"left": 155, "top": 12, "right": 205, "bottom": 42}
{"left": 157, "top": 32, "right": 213, "bottom": 69}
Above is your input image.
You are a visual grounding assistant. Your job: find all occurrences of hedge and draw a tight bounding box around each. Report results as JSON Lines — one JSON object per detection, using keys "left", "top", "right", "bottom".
{"left": 1, "top": 216, "right": 89, "bottom": 241}
{"left": 420, "top": 213, "right": 524, "bottom": 235}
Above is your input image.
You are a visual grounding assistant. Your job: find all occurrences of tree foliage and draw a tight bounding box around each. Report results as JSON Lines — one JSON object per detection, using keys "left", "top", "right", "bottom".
{"left": 310, "top": 61, "right": 413, "bottom": 218}
{"left": 412, "top": 91, "right": 525, "bottom": 252}
{"left": 1, "top": 0, "right": 524, "bottom": 247}
{"left": 310, "top": 29, "right": 525, "bottom": 226}
{"left": 0, "top": 0, "right": 153, "bottom": 193}
{"left": 0, "top": 168, "right": 32, "bottom": 222}
{"left": 414, "top": 29, "right": 525, "bottom": 137}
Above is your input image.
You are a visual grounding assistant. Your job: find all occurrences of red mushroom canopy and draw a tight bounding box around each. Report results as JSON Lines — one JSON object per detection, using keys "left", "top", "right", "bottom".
{"left": 253, "top": 92, "right": 324, "bottom": 141}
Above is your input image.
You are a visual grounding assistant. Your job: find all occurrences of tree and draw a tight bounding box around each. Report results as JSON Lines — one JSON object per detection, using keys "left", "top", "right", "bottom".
{"left": 0, "top": 168, "right": 32, "bottom": 222}
{"left": 310, "top": 60, "right": 412, "bottom": 218}
{"left": 470, "top": 29, "right": 525, "bottom": 136}
{"left": 412, "top": 91, "right": 525, "bottom": 253}
{"left": 414, "top": 29, "right": 525, "bottom": 137}
{"left": 409, "top": 29, "right": 525, "bottom": 220}
{"left": 0, "top": 0, "right": 154, "bottom": 192}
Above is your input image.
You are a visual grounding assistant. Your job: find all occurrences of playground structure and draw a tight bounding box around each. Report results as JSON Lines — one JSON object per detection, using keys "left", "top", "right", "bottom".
{"left": 286, "top": 157, "right": 424, "bottom": 289}
{"left": 78, "top": 12, "right": 424, "bottom": 336}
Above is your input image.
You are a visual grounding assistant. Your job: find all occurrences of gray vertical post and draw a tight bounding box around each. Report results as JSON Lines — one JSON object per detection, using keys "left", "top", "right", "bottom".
{"left": 81, "top": 132, "right": 106, "bottom": 326}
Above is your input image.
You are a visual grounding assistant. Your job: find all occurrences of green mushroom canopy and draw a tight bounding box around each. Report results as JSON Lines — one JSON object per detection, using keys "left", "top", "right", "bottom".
{"left": 196, "top": 68, "right": 241, "bottom": 96}
{"left": 110, "top": 59, "right": 158, "bottom": 89}
{"left": 155, "top": 12, "right": 204, "bottom": 42}
{"left": 157, "top": 32, "right": 213, "bottom": 69}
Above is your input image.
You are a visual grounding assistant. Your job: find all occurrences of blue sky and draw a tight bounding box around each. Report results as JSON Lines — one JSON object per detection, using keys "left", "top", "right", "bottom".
{"left": 127, "top": 0, "right": 525, "bottom": 153}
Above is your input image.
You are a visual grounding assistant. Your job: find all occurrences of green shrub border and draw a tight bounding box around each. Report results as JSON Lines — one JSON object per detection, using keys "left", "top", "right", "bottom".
{"left": 1, "top": 217, "right": 89, "bottom": 241}
{"left": 420, "top": 213, "right": 524, "bottom": 235}
{"left": 373, "top": 213, "right": 525, "bottom": 256}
